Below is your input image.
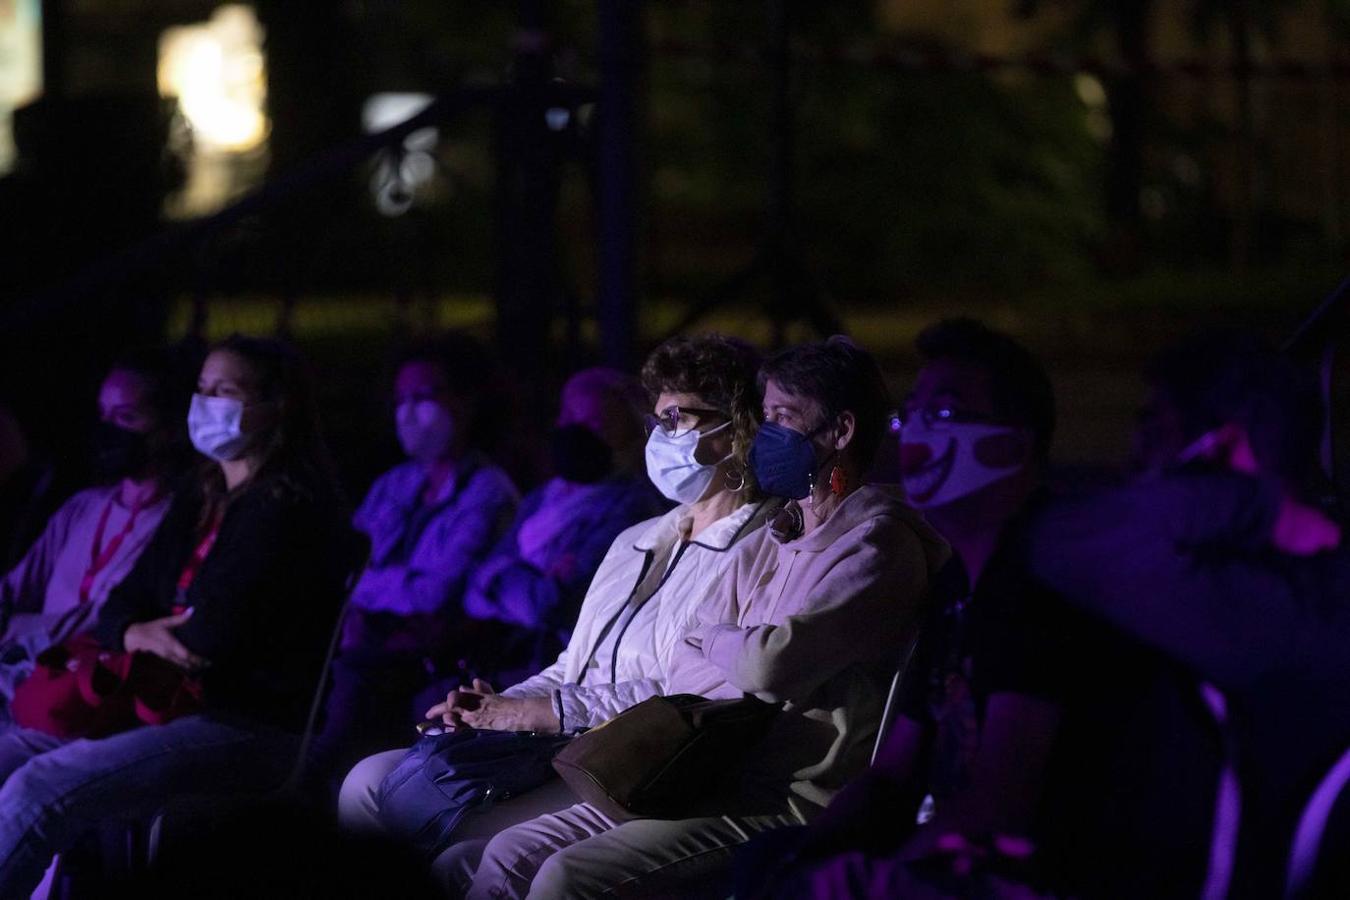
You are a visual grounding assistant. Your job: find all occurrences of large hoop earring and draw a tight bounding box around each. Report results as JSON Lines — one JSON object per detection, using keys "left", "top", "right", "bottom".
{"left": 723, "top": 464, "right": 746, "bottom": 492}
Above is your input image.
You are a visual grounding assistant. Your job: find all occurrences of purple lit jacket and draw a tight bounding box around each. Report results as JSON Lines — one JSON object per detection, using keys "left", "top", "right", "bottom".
{"left": 349, "top": 454, "right": 518, "bottom": 617}
{"left": 461, "top": 474, "right": 667, "bottom": 633}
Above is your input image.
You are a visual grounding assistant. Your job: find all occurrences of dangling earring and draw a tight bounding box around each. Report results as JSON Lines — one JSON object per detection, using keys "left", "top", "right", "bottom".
{"left": 829, "top": 465, "right": 848, "bottom": 497}
{"left": 806, "top": 471, "right": 817, "bottom": 508}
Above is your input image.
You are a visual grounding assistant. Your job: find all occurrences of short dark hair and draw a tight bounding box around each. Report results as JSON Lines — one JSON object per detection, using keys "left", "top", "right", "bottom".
{"left": 1146, "top": 329, "right": 1321, "bottom": 482}
{"left": 915, "top": 318, "right": 1056, "bottom": 462}
{"left": 758, "top": 336, "right": 891, "bottom": 470}
{"left": 642, "top": 334, "right": 763, "bottom": 491}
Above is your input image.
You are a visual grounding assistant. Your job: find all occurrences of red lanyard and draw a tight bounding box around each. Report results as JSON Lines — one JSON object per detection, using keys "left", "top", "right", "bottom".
{"left": 79, "top": 493, "right": 153, "bottom": 605}
{"left": 176, "top": 515, "right": 222, "bottom": 596}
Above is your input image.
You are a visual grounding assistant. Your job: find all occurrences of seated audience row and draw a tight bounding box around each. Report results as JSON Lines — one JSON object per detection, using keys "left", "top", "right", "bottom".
{"left": 0, "top": 319, "right": 1342, "bottom": 900}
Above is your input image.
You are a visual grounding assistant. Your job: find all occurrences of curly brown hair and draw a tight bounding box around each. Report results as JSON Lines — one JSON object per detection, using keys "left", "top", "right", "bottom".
{"left": 641, "top": 334, "right": 763, "bottom": 496}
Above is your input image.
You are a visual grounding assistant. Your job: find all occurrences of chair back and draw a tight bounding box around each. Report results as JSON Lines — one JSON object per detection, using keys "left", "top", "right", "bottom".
{"left": 871, "top": 636, "right": 918, "bottom": 766}
{"left": 1285, "top": 743, "right": 1350, "bottom": 898}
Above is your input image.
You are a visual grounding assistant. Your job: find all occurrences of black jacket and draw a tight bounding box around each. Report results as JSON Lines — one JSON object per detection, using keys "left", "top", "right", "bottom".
{"left": 95, "top": 474, "right": 358, "bottom": 732}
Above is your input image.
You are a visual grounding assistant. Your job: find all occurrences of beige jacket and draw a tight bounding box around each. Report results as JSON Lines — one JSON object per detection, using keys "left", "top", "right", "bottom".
{"left": 503, "top": 499, "right": 775, "bottom": 732}
{"left": 669, "top": 484, "right": 950, "bottom": 813}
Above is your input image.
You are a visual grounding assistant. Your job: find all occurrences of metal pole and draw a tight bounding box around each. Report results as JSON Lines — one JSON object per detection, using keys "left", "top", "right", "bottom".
{"left": 596, "top": 0, "right": 642, "bottom": 370}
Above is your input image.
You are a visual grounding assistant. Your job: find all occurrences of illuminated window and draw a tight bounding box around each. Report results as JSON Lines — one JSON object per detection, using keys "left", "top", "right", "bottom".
{"left": 158, "top": 4, "right": 268, "bottom": 217}
{"left": 0, "top": 0, "right": 43, "bottom": 174}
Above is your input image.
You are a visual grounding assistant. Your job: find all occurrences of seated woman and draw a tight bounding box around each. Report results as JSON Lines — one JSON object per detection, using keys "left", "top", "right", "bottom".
{"left": 0, "top": 350, "right": 186, "bottom": 716}
{"left": 338, "top": 334, "right": 775, "bottom": 884}
{"left": 0, "top": 335, "right": 354, "bottom": 897}
{"left": 460, "top": 366, "right": 666, "bottom": 675}
{"left": 320, "top": 334, "right": 520, "bottom": 766}
{"left": 462, "top": 336, "right": 951, "bottom": 900}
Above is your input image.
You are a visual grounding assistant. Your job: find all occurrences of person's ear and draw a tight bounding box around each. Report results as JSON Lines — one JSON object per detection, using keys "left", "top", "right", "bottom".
{"left": 833, "top": 411, "right": 857, "bottom": 453}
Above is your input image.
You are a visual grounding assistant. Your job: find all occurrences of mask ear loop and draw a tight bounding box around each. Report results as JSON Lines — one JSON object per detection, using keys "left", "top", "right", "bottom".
{"left": 691, "top": 418, "right": 737, "bottom": 487}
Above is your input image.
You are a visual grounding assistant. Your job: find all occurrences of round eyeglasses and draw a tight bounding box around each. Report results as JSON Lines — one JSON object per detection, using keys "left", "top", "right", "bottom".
{"left": 644, "top": 406, "right": 727, "bottom": 438}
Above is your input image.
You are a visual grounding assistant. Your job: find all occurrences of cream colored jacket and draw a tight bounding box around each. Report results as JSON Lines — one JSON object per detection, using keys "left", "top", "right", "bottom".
{"left": 669, "top": 485, "right": 950, "bottom": 813}
{"left": 503, "top": 499, "right": 775, "bottom": 732}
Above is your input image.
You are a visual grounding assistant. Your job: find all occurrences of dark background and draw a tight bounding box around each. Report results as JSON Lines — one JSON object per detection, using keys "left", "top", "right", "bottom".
{"left": 3, "top": 0, "right": 1350, "bottom": 498}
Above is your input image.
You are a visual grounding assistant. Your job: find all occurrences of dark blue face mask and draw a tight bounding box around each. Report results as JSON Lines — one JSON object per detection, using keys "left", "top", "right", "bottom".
{"left": 749, "top": 421, "right": 831, "bottom": 500}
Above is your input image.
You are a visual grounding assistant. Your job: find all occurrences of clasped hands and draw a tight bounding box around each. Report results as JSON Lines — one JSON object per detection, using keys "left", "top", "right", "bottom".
{"left": 424, "top": 678, "right": 561, "bottom": 734}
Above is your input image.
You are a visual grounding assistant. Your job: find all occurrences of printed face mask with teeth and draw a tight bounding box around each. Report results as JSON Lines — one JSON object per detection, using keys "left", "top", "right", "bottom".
{"left": 899, "top": 420, "right": 1027, "bottom": 509}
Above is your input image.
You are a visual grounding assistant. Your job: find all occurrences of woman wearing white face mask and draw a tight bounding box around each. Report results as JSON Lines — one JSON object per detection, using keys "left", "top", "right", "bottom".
{"left": 337, "top": 334, "right": 777, "bottom": 890}
{"left": 314, "top": 334, "right": 520, "bottom": 776}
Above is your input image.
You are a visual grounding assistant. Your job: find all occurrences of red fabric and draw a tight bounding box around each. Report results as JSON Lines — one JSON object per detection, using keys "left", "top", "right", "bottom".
{"left": 11, "top": 634, "right": 203, "bottom": 738}
{"left": 176, "top": 517, "right": 221, "bottom": 593}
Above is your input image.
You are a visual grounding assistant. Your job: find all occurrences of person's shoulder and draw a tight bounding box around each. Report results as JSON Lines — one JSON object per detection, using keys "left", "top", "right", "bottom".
{"left": 367, "top": 460, "right": 422, "bottom": 494}
{"left": 616, "top": 510, "right": 672, "bottom": 548}
{"left": 718, "top": 517, "right": 775, "bottom": 564}
{"left": 55, "top": 484, "right": 117, "bottom": 517}
{"left": 850, "top": 486, "right": 949, "bottom": 557}
{"left": 606, "top": 476, "right": 669, "bottom": 517}
{"left": 463, "top": 458, "right": 519, "bottom": 502}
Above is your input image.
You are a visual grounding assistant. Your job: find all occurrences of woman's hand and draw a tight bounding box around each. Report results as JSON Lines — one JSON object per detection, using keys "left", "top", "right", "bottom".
{"left": 459, "top": 693, "right": 560, "bottom": 734}
{"left": 424, "top": 679, "right": 560, "bottom": 733}
{"left": 425, "top": 678, "right": 492, "bottom": 729}
{"left": 123, "top": 609, "right": 209, "bottom": 672}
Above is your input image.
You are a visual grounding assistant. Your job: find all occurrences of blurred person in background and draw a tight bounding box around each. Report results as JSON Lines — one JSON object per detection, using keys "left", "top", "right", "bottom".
{"left": 0, "top": 350, "right": 187, "bottom": 721}
{"left": 317, "top": 334, "right": 519, "bottom": 773}
{"left": 1029, "top": 331, "right": 1350, "bottom": 898}
{"left": 459, "top": 366, "right": 666, "bottom": 677}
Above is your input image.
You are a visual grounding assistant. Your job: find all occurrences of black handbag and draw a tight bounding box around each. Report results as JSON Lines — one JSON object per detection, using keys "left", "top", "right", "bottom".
{"left": 551, "top": 693, "right": 781, "bottom": 821}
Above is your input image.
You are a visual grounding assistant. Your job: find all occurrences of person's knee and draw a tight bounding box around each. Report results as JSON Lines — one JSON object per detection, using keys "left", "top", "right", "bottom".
{"left": 2, "top": 754, "right": 76, "bottom": 839}
{"left": 337, "top": 750, "right": 401, "bottom": 831}
{"left": 432, "top": 837, "right": 488, "bottom": 894}
{"left": 529, "top": 846, "right": 595, "bottom": 899}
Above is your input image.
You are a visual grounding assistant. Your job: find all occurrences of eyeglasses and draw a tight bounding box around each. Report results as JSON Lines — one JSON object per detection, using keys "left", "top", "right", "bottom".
{"left": 644, "top": 406, "right": 727, "bottom": 438}
{"left": 893, "top": 406, "right": 995, "bottom": 431}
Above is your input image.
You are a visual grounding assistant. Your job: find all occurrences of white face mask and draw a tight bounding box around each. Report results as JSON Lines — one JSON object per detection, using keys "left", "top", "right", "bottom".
{"left": 644, "top": 420, "right": 731, "bottom": 504}
{"left": 397, "top": 400, "right": 455, "bottom": 462}
{"left": 900, "top": 421, "right": 1027, "bottom": 509}
{"left": 188, "top": 394, "right": 252, "bottom": 462}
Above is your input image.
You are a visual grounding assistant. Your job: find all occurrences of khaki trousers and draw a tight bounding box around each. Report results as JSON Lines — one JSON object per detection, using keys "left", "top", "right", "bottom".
{"left": 466, "top": 801, "right": 808, "bottom": 899}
